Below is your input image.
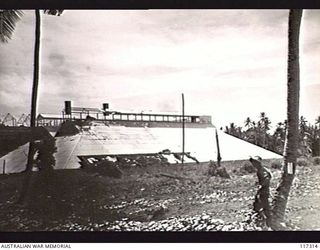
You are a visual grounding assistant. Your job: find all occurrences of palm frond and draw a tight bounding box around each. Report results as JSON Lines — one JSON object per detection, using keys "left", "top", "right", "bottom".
{"left": 0, "top": 10, "right": 23, "bottom": 43}
{"left": 43, "top": 9, "right": 64, "bottom": 16}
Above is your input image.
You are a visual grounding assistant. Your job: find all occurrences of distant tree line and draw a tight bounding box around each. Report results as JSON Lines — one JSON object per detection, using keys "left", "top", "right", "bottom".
{"left": 223, "top": 112, "right": 320, "bottom": 157}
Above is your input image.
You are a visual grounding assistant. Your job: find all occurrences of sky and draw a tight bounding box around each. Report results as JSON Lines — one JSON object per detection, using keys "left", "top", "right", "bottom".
{"left": 0, "top": 10, "right": 320, "bottom": 129}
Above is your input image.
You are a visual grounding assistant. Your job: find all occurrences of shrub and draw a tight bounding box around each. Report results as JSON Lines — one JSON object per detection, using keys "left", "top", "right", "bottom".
{"left": 55, "top": 121, "right": 80, "bottom": 137}
{"left": 313, "top": 157, "right": 320, "bottom": 166}
{"left": 240, "top": 162, "right": 256, "bottom": 173}
{"left": 297, "top": 158, "right": 310, "bottom": 167}
{"left": 270, "top": 160, "right": 282, "bottom": 170}
{"left": 208, "top": 161, "right": 231, "bottom": 178}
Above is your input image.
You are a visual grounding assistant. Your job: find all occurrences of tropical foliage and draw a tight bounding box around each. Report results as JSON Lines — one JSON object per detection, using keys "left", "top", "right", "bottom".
{"left": 0, "top": 10, "right": 23, "bottom": 43}
{"left": 224, "top": 113, "right": 320, "bottom": 157}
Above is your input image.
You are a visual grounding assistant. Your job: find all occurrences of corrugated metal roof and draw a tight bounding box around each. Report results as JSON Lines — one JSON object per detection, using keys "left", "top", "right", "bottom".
{"left": 53, "top": 124, "right": 281, "bottom": 169}
{"left": 0, "top": 143, "right": 29, "bottom": 174}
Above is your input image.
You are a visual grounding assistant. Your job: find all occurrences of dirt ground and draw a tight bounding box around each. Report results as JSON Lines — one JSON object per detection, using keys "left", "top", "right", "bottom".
{"left": 0, "top": 158, "right": 319, "bottom": 231}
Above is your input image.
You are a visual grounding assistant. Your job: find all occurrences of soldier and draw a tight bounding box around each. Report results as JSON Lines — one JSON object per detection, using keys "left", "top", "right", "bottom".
{"left": 249, "top": 156, "right": 272, "bottom": 219}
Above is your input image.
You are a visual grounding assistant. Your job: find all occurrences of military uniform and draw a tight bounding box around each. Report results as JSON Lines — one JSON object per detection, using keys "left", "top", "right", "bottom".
{"left": 250, "top": 156, "right": 272, "bottom": 219}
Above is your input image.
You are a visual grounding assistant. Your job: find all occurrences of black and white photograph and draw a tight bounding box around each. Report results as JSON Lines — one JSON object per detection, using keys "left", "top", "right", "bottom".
{"left": 0, "top": 8, "right": 320, "bottom": 238}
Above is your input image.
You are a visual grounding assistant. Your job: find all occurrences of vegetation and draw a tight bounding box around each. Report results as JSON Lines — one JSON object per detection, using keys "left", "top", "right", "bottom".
{"left": 313, "top": 157, "right": 320, "bottom": 165}
{"left": 225, "top": 114, "right": 320, "bottom": 157}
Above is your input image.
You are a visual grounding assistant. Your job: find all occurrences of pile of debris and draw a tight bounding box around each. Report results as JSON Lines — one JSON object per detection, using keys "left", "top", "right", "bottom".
{"left": 80, "top": 151, "right": 200, "bottom": 178}
{"left": 159, "top": 149, "right": 199, "bottom": 164}
{"left": 80, "top": 154, "right": 170, "bottom": 178}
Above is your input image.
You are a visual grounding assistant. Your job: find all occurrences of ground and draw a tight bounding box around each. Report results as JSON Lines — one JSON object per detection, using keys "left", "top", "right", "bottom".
{"left": 0, "top": 158, "right": 319, "bottom": 231}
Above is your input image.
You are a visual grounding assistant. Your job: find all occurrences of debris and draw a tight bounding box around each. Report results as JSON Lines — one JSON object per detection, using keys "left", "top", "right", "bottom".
{"left": 185, "top": 153, "right": 200, "bottom": 164}
{"left": 94, "top": 160, "right": 123, "bottom": 178}
{"left": 105, "top": 156, "right": 117, "bottom": 162}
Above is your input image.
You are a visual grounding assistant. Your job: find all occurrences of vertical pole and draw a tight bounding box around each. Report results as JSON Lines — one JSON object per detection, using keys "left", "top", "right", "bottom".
{"left": 3, "top": 160, "right": 5, "bottom": 174}
{"left": 182, "top": 93, "right": 185, "bottom": 165}
{"left": 215, "top": 129, "right": 222, "bottom": 167}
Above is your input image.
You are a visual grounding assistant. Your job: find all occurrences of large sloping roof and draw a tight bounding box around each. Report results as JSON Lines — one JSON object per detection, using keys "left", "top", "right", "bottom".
{"left": 0, "top": 143, "right": 29, "bottom": 174}
{"left": 0, "top": 124, "right": 282, "bottom": 173}
{"left": 53, "top": 124, "right": 281, "bottom": 169}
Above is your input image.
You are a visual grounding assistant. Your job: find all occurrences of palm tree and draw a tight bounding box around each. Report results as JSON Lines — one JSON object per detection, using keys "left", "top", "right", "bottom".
{"left": 1, "top": 9, "right": 63, "bottom": 128}
{"left": 273, "top": 122, "right": 285, "bottom": 154}
{"left": 269, "top": 9, "right": 303, "bottom": 229}
{"left": 1, "top": 9, "right": 63, "bottom": 204}
{"left": 299, "top": 116, "right": 307, "bottom": 135}
{"left": 244, "top": 117, "right": 252, "bottom": 129}
{"left": 258, "top": 112, "right": 271, "bottom": 148}
{"left": 315, "top": 116, "right": 320, "bottom": 127}
{"left": 1, "top": 9, "right": 62, "bottom": 139}
{"left": 229, "top": 122, "right": 236, "bottom": 136}
{"left": 0, "top": 10, "right": 23, "bottom": 42}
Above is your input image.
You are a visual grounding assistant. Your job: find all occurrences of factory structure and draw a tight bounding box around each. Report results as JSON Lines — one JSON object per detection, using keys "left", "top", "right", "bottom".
{"left": 36, "top": 101, "right": 212, "bottom": 128}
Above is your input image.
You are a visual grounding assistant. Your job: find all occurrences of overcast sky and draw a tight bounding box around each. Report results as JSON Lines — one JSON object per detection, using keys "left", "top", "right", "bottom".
{"left": 0, "top": 10, "right": 319, "bottom": 128}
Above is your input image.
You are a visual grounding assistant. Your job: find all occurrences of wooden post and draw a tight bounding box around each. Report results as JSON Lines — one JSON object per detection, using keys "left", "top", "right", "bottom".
{"left": 182, "top": 93, "right": 185, "bottom": 165}
{"left": 3, "top": 160, "right": 5, "bottom": 174}
{"left": 215, "top": 129, "right": 222, "bottom": 167}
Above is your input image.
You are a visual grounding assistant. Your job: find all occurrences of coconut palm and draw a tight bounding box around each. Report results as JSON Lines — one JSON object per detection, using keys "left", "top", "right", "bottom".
{"left": 244, "top": 117, "right": 252, "bottom": 128}
{"left": 315, "top": 116, "right": 320, "bottom": 126}
{"left": 258, "top": 112, "right": 271, "bottom": 148}
{"left": 0, "top": 9, "right": 63, "bottom": 128}
{"left": 269, "top": 9, "right": 303, "bottom": 229}
{"left": 1, "top": 9, "right": 63, "bottom": 204}
{"left": 299, "top": 115, "right": 308, "bottom": 135}
{"left": 0, "top": 10, "right": 23, "bottom": 42}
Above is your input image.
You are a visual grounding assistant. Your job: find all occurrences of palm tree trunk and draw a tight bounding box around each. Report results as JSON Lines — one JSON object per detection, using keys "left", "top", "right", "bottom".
{"left": 269, "top": 9, "right": 303, "bottom": 229}
{"left": 17, "top": 9, "right": 41, "bottom": 205}
{"left": 30, "top": 9, "right": 41, "bottom": 128}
